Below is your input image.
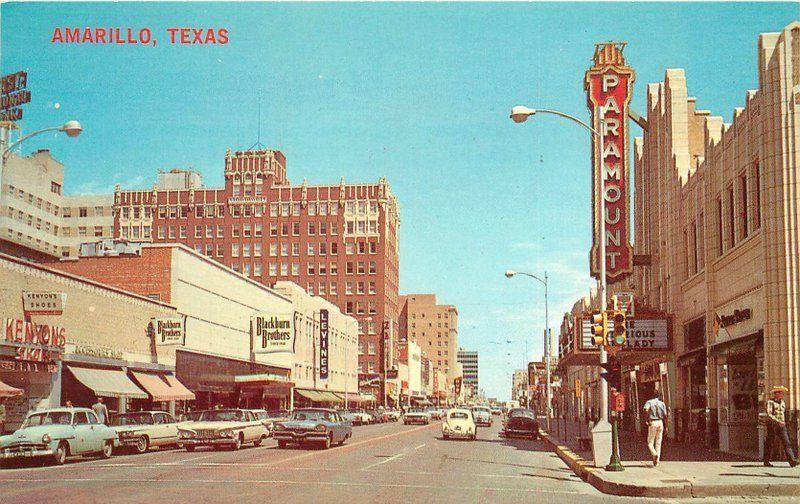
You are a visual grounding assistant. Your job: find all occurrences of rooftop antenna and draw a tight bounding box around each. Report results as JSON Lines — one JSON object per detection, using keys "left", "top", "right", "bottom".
{"left": 248, "top": 91, "right": 267, "bottom": 151}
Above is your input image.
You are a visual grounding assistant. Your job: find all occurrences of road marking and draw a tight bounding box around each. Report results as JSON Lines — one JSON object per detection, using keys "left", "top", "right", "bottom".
{"left": 360, "top": 442, "right": 427, "bottom": 471}
{"left": 0, "top": 477, "right": 588, "bottom": 495}
{"left": 266, "top": 423, "right": 437, "bottom": 467}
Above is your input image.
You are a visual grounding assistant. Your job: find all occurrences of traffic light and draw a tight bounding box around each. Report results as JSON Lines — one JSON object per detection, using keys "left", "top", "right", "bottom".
{"left": 590, "top": 311, "right": 608, "bottom": 347}
{"left": 600, "top": 356, "right": 622, "bottom": 391}
{"left": 611, "top": 310, "right": 627, "bottom": 346}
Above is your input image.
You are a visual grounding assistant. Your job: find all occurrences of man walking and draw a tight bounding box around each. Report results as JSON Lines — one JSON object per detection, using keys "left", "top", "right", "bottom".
{"left": 643, "top": 390, "right": 668, "bottom": 466}
{"left": 92, "top": 396, "right": 109, "bottom": 424}
{"left": 763, "top": 385, "right": 798, "bottom": 467}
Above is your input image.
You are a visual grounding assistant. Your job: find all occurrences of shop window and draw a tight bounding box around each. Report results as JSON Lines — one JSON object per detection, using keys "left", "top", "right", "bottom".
{"left": 738, "top": 172, "right": 748, "bottom": 240}
{"left": 727, "top": 185, "right": 736, "bottom": 249}
{"left": 753, "top": 162, "right": 761, "bottom": 230}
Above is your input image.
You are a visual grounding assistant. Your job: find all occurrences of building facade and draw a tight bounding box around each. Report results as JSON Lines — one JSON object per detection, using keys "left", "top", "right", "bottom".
{"left": 0, "top": 252, "right": 186, "bottom": 432}
{"left": 399, "top": 293, "right": 459, "bottom": 396}
{"left": 46, "top": 243, "right": 359, "bottom": 410}
{"left": 632, "top": 22, "right": 800, "bottom": 457}
{"left": 112, "top": 148, "right": 399, "bottom": 402}
{"left": 0, "top": 149, "right": 114, "bottom": 261}
{"left": 457, "top": 348, "right": 478, "bottom": 399}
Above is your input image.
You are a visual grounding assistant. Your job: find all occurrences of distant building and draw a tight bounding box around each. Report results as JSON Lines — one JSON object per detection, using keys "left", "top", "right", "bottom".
{"left": 457, "top": 348, "right": 478, "bottom": 398}
{"left": 399, "top": 293, "right": 459, "bottom": 398}
{"left": 511, "top": 369, "right": 528, "bottom": 405}
{"left": 0, "top": 149, "right": 114, "bottom": 260}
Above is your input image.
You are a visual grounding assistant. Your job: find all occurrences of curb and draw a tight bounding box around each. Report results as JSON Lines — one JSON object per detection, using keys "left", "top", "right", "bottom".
{"left": 540, "top": 432, "right": 800, "bottom": 498}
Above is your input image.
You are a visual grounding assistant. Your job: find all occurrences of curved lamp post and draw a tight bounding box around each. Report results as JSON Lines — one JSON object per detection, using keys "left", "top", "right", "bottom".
{"left": 505, "top": 269, "right": 551, "bottom": 429}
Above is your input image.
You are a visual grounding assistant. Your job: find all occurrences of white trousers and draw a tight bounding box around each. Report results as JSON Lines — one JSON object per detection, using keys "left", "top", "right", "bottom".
{"left": 647, "top": 419, "right": 664, "bottom": 459}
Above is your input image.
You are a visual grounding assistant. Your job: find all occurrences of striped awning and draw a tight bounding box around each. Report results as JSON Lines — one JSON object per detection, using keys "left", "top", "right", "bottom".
{"left": 66, "top": 365, "right": 148, "bottom": 399}
{"left": 295, "top": 389, "right": 327, "bottom": 401}
{"left": 0, "top": 379, "right": 23, "bottom": 398}
{"left": 131, "top": 372, "right": 195, "bottom": 402}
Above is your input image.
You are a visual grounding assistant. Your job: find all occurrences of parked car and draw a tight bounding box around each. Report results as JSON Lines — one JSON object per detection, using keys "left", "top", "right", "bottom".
{"left": 178, "top": 409, "right": 268, "bottom": 451}
{"left": 490, "top": 407, "right": 502, "bottom": 416}
{"left": 403, "top": 408, "right": 430, "bottom": 425}
{"left": 248, "top": 409, "right": 274, "bottom": 436}
{"left": 273, "top": 408, "right": 352, "bottom": 449}
{"left": 347, "top": 409, "right": 374, "bottom": 425}
{"left": 267, "top": 409, "right": 291, "bottom": 423}
{"left": 381, "top": 409, "right": 401, "bottom": 422}
{"left": 0, "top": 408, "right": 118, "bottom": 465}
{"left": 366, "top": 409, "right": 386, "bottom": 423}
{"left": 471, "top": 406, "right": 492, "bottom": 427}
{"left": 338, "top": 410, "right": 357, "bottom": 425}
{"left": 425, "top": 407, "right": 443, "bottom": 420}
{"left": 110, "top": 411, "right": 180, "bottom": 454}
{"left": 442, "top": 408, "right": 477, "bottom": 440}
{"left": 500, "top": 408, "right": 540, "bottom": 440}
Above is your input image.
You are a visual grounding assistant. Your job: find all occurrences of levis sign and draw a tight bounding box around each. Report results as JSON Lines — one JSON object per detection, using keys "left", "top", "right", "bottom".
{"left": 585, "top": 42, "right": 634, "bottom": 282}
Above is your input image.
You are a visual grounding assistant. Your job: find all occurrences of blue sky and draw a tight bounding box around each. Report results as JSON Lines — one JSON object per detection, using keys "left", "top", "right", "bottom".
{"left": 2, "top": 2, "right": 796, "bottom": 400}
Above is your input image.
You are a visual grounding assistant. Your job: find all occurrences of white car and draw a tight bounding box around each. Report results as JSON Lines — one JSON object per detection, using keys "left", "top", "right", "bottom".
{"left": 178, "top": 409, "right": 268, "bottom": 451}
{"left": 111, "top": 411, "right": 181, "bottom": 453}
{"left": 442, "top": 408, "right": 476, "bottom": 440}
{"left": 403, "top": 408, "right": 430, "bottom": 425}
{"left": 247, "top": 409, "right": 274, "bottom": 437}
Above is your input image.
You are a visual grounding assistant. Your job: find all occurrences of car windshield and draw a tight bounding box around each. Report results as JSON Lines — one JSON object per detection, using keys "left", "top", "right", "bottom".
{"left": 267, "top": 410, "right": 288, "bottom": 418}
{"left": 407, "top": 408, "right": 424, "bottom": 413}
{"left": 509, "top": 409, "right": 536, "bottom": 419}
{"left": 449, "top": 412, "right": 470, "bottom": 420}
{"left": 113, "top": 413, "right": 154, "bottom": 426}
{"left": 200, "top": 410, "right": 246, "bottom": 422}
{"left": 473, "top": 407, "right": 490, "bottom": 414}
{"left": 24, "top": 411, "right": 72, "bottom": 427}
{"left": 292, "top": 410, "right": 335, "bottom": 421}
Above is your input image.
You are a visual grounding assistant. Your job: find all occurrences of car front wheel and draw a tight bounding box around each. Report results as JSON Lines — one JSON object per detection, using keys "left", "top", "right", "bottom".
{"left": 277, "top": 440, "right": 287, "bottom": 449}
{"left": 52, "top": 442, "right": 68, "bottom": 465}
{"left": 321, "top": 434, "right": 331, "bottom": 450}
{"left": 231, "top": 435, "right": 242, "bottom": 451}
{"left": 135, "top": 436, "right": 149, "bottom": 454}
{"left": 101, "top": 441, "right": 113, "bottom": 459}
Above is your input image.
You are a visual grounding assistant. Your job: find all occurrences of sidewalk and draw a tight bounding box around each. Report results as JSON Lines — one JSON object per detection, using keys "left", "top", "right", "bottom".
{"left": 543, "top": 419, "right": 800, "bottom": 498}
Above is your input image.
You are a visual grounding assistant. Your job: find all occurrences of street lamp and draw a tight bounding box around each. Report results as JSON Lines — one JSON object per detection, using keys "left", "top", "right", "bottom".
{"left": 509, "top": 104, "right": 617, "bottom": 468}
{"left": 504, "top": 269, "right": 551, "bottom": 430}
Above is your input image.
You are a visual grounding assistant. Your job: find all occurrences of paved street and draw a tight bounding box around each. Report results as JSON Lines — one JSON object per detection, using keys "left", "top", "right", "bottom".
{"left": 0, "top": 420, "right": 600, "bottom": 504}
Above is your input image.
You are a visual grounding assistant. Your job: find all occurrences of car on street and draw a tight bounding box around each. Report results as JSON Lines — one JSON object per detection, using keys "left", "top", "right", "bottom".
{"left": 346, "top": 409, "right": 374, "bottom": 425}
{"left": 402, "top": 408, "right": 430, "bottom": 425}
{"left": 471, "top": 406, "right": 493, "bottom": 427}
{"left": 442, "top": 408, "right": 477, "bottom": 440}
{"left": 425, "top": 407, "right": 443, "bottom": 420}
{"left": 178, "top": 409, "right": 268, "bottom": 451}
{"left": 110, "top": 411, "right": 180, "bottom": 454}
{"left": 248, "top": 409, "right": 275, "bottom": 437}
{"left": 500, "top": 408, "right": 540, "bottom": 440}
{"left": 0, "top": 408, "right": 118, "bottom": 465}
{"left": 267, "top": 409, "right": 291, "bottom": 423}
{"left": 273, "top": 408, "right": 352, "bottom": 449}
{"left": 490, "top": 406, "right": 502, "bottom": 416}
{"left": 382, "top": 408, "right": 401, "bottom": 422}
{"left": 366, "top": 409, "right": 386, "bottom": 423}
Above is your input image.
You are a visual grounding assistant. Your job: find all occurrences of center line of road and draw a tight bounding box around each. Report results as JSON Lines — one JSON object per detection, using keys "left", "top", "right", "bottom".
{"left": 360, "top": 442, "right": 427, "bottom": 471}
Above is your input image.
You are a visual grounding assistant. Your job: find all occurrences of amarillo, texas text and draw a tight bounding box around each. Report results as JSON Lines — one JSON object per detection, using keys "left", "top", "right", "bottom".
{"left": 50, "top": 27, "right": 229, "bottom": 46}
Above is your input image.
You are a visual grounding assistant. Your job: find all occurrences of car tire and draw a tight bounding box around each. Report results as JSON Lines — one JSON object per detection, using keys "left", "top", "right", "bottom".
{"left": 185, "top": 445, "right": 195, "bottom": 452}
{"left": 443, "top": 433, "right": 449, "bottom": 440}
{"left": 253, "top": 435, "right": 264, "bottom": 447}
{"left": 135, "top": 436, "right": 149, "bottom": 454}
{"left": 101, "top": 440, "right": 113, "bottom": 459}
{"left": 277, "top": 440, "right": 287, "bottom": 449}
{"left": 322, "top": 434, "right": 332, "bottom": 450}
{"left": 231, "top": 434, "right": 243, "bottom": 451}
{"left": 52, "top": 442, "right": 68, "bottom": 465}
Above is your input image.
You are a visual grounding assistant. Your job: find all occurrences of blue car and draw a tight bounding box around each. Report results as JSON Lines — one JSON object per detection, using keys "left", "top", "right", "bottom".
{"left": 0, "top": 407, "right": 118, "bottom": 465}
{"left": 273, "top": 408, "right": 352, "bottom": 449}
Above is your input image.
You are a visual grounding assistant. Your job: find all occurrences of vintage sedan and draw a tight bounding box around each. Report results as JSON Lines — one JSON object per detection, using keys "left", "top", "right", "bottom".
{"left": 442, "top": 408, "right": 476, "bottom": 440}
{"left": 111, "top": 411, "right": 180, "bottom": 454}
{"left": 178, "top": 409, "right": 268, "bottom": 451}
{"left": 248, "top": 409, "right": 274, "bottom": 437}
{"left": 0, "top": 408, "right": 118, "bottom": 465}
{"left": 273, "top": 408, "right": 351, "bottom": 449}
{"left": 471, "top": 406, "right": 493, "bottom": 427}
{"left": 403, "top": 408, "right": 431, "bottom": 425}
{"left": 501, "top": 408, "right": 540, "bottom": 440}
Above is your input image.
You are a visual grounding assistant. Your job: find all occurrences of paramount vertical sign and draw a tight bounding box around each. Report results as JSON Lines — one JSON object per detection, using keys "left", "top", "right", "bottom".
{"left": 585, "top": 42, "right": 634, "bottom": 282}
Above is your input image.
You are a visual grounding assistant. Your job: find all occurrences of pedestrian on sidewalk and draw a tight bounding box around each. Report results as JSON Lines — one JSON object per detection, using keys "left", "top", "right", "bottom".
{"left": 763, "top": 385, "right": 798, "bottom": 468}
{"left": 643, "top": 390, "right": 668, "bottom": 467}
{"left": 92, "top": 396, "right": 109, "bottom": 424}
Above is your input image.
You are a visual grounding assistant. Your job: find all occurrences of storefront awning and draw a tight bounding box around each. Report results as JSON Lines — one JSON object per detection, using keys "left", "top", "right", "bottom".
{"left": 131, "top": 371, "right": 195, "bottom": 402}
{"left": 318, "top": 391, "right": 343, "bottom": 403}
{"left": 0, "top": 379, "right": 23, "bottom": 398}
{"left": 295, "top": 389, "right": 327, "bottom": 402}
{"left": 67, "top": 365, "right": 148, "bottom": 399}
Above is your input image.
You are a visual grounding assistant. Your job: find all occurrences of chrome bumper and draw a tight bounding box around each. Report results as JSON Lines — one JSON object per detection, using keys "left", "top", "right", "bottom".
{"left": 180, "top": 438, "right": 236, "bottom": 447}
{"left": 1, "top": 447, "right": 56, "bottom": 459}
{"left": 273, "top": 431, "right": 328, "bottom": 442}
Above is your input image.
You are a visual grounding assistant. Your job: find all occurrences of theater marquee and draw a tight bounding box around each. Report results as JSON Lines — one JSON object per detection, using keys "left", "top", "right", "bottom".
{"left": 585, "top": 42, "right": 635, "bottom": 282}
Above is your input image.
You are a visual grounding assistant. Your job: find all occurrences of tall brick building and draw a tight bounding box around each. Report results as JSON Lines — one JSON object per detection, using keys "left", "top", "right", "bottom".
{"left": 112, "top": 148, "right": 400, "bottom": 401}
{"left": 399, "top": 294, "right": 459, "bottom": 395}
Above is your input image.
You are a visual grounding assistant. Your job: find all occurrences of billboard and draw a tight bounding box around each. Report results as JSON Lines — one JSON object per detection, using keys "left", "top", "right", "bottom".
{"left": 150, "top": 317, "right": 184, "bottom": 346}
{"left": 585, "top": 42, "right": 635, "bottom": 282}
{"left": 579, "top": 317, "right": 669, "bottom": 351}
{"left": 251, "top": 313, "right": 294, "bottom": 353}
{"left": 22, "top": 291, "right": 66, "bottom": 315}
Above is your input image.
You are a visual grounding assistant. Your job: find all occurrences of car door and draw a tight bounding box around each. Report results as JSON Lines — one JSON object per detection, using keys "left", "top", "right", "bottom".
{"left": 151, "top": 413, "right": 167, "bottom": 446}
{"left": 72, "top": 411, "right": 93, "bottom": 454}
{"left": 162, "top": 413, "right": 179, "bottom": 445}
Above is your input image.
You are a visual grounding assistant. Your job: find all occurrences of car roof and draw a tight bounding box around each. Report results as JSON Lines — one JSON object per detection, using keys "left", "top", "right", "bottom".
{"left": 114, "top": 410, "right": 164, "bottom": 415}
{"left": 29, "top": 407, "right": 89, "bottom": 415}
{"left": 448, "top": 408, "right": 472, "bottom": 414}
{"left": 295, "top": 407, "right": 336, "bottom": 413}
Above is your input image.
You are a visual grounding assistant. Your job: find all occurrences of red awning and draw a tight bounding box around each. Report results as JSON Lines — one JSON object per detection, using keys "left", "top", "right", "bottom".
{"left": 0, "top": 379, "right": 23, "bottom": 398}
{"left": 131, "top": 372, "right": 195, "bottom": 402}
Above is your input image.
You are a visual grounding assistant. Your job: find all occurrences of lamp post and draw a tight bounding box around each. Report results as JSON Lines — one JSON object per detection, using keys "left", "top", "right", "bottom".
{"left": 0, "top": 120, "right": 83, "bottom": 189}
{"left": 510, "top": 105, "right": 616, "bottom": 468}
{"left": 505, "top": 269, "right": 551, "bottom": 430}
